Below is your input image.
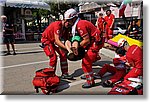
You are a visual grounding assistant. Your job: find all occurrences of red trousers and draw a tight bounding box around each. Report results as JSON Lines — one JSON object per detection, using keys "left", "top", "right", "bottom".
{"left": 82, "top": 42, "right": 103, "bottom": 84}
{"left": 43, "top": 43, "right": 68, "bottom": 75}
{"left": 124, "top": 68, "right": 143, "bottom": 80}
{"left": 98, "top": 64, "right": 126, "bottom": 83}
{"left": 105, "top": 26, "right": 113, "bottom": 40}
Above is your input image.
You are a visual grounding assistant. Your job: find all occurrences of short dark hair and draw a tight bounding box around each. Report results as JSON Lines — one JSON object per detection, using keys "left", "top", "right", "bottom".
{"left": 134, "top": 19, "right": 138, "bottom": 23}
{"left": 99, "top": 13, "right": 103, "bottom": 16}
{"left": 115, "top": 47, "right": 126, "bottom": 56}
{"left": 106, "top": 10, "right": 111, "bottom": 13}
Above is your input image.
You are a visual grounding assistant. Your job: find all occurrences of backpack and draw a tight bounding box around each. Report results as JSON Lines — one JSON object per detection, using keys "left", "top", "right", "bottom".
{"left": 32, "top": 68, "right": 60, "bottom": 94}
{"left": 108, "top": 78, "right": 143, "bottom": 95}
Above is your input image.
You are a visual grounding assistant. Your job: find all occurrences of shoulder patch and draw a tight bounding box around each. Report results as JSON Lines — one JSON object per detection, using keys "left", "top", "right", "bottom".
{"left": 56, "top": 30, "right": 60, "bottom": 34}
{"left": 79, "top": 30, "right": 83, "bottom": 35}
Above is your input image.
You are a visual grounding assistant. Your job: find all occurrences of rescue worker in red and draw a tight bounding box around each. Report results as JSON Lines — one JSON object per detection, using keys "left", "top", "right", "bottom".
{"left": 41, "top": 19, "right": 73, "bottom": 79}
{"left": 96, "top": 12, "right": 105, "bottom": 33}
{"left": 64, "top": 8, "right": 104, "bottom": 88}
{"left": 104, "top": 10, "right": 115, "bottom": 42}
{"left": 95, "top": 12, "right": 105, "bottom": 62}
{"left": 117, "top": 38, "right": 143, "bottom": 80}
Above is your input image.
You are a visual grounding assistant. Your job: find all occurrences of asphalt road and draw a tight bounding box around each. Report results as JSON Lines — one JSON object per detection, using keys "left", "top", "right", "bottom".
{"left": 1, "top": 42, "right": 113, "bottom": 95}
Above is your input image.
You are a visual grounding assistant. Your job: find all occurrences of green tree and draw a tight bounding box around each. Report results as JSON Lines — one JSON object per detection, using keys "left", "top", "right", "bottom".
{"left": 47, "top": 1, "right": 78, "bottom": 19}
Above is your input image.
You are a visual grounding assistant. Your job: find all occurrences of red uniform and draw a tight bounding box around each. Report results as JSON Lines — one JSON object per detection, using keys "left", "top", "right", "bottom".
{"left": 98, "top": 56, "right": 127, "bottom": 83}
{"left": 76, "top": 20, "right": 104, "bottom": 84}
{"left": 124, "top": 45, "right": 143, "bottom": 80}
{"left": 41, "top": 21, "right": 69, "bottom": 74}
{"left": 97, "top": 17, "right": 105, "bottom": 32}
{"left": 104, "top": 14, "right": 115, "bottom": 40}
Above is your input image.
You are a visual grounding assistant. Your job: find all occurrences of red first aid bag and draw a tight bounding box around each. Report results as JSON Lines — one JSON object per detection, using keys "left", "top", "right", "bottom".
{"left": 32, "top": 68, "right": 60, "bottom": 94}
{"left": 108, "top": 79, "right": 143, "bottom": 95}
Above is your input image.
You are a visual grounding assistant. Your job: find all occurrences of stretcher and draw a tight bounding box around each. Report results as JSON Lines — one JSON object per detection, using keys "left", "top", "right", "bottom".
{"left": 108, "top": 34, "right": 143, "bottom": 47}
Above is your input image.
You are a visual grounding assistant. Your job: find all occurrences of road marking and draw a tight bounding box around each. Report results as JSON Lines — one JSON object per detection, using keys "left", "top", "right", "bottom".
{"left": 1, "top": 60, "right": 49, "bottom": 69}
{"left": 1, "top": 49, "right": 44, "bottom": 57}
{"left": 16, "top": 47, "right": 41, "bottom": 51}
{"left": 16, "top": 49, "right": 43, "bottom": 54}
{"left": 1, "top": 47, "right": 41, "bottom": 52}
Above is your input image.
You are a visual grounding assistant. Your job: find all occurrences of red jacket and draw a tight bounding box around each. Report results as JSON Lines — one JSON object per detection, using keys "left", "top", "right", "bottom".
{"left": 126, "top": 45, "right": 143, "bottom": 69}
{"left": 104, "top": 14, "right": 115, "bottom": 27}
{"left": 41, "top": 21, "right": 70, "bottom": 44}
{"left": 97, "top": 17, "right": 105, "bottom": 31}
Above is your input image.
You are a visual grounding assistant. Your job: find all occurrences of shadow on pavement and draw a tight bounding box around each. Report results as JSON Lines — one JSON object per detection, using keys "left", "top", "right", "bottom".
{"left": 98, "top": 74, "right": 113, "bottom": 88}
{"left": 56, "top": 79, "right": 71, "bottom": 93}
{"left": 71, "top": 67, "right": 103, "bottom": 78}
{"left": 92, "top": 60, "right": 113, "bottom": 66}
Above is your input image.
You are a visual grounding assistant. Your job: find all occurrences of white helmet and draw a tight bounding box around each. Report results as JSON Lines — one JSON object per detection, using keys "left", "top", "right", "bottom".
{"left": 1, "top": 15, "right": 7, "bottom": 19}
{"left": 98, "top": 11, "right": 103, "bottom": 15}
{"left": 117, "top": 38, "right": 127, "bottom": 47}
{"left": 64, "top": 8, "right": 78, "bottom": 20}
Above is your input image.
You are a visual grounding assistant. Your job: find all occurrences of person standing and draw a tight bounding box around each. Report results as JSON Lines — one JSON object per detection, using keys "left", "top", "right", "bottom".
{"left": 41, "top": 20, "right": 73, "bottom": 79}
{"left": 1, "top": 15, "right": 16, "bottom": 55}
{"left": 64, "top": 8, "right": 104, "bottom": 88}
{"left": 96, "top": 12, "right": 105, "bottom": 33}
{"left": 104, "top": 10, "right": 115, "bottom": 42}
{"left": 95, "top": 12, "right": 105, "bottom": 61}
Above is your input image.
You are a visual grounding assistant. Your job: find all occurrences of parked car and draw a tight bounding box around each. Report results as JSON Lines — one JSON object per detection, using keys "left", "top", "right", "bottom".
{"left": 113, "top": 27, "right": 126, "bottom": 35}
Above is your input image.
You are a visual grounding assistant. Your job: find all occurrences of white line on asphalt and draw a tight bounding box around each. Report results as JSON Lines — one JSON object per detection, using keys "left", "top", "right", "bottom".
{"left": 1, "top": 60, "right": 49, "bottom": 69}
{"left": 16, "top": 49, "right": 43, "bottom": 54}
{"left": 16, "top": 47, "right": 40, "bottom": 51}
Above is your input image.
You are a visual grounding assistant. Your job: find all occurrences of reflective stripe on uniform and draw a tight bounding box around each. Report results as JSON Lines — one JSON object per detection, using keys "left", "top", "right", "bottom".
{"left": 61, "top": 61, "right": 67, "bottom": 65}
{"left": 61, "top": 66, "right": 68, "bottom": 69}
{"left": 132, "top": 46, "right": 138, "bottom": 54}
{"left": 49, "top": 65, "right": 55, "bottom": 68}
{"left": 86, "top": 77, "right": 94, "bottom": 81}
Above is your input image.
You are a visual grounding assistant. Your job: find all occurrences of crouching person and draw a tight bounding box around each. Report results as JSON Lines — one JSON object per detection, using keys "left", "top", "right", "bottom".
{"left": 117, "top": 38, "right": 143, "bottom": 80}
{"left": 41, "top": 20, "right": 73, "bottom": 80}
{"left": 64, "top": 8, "right": 104, "bottom": 88}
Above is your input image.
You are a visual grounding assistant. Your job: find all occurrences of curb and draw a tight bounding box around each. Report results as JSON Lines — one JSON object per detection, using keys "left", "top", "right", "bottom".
{"left": 100, "top": 48, "right": 116, "bottom": 59}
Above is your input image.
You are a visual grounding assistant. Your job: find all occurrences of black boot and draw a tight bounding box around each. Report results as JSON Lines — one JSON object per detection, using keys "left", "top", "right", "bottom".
{"left": 80, "top": 75, "right": 86, "bottom": 79}
{"left": 103, "top": 80, "right": 113, "bottom": 87}
{"left": 93, "top": 73, "right": 101, "bottom": 79}
{"left": 61, "top": 73, "right": 73, "bottom": 80}
{"left": 82, "top": 82, "right": 95, "bottom": 88}
{"left": 81, "top": 73, "right": 101, "bottom": 80}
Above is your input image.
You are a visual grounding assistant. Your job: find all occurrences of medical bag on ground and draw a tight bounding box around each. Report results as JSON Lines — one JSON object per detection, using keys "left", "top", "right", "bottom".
{"left": 108, "top": 78, "right": 143, "bottom": 95}
{"left": 32, "top": 68, "right": 60, "bottom": 95}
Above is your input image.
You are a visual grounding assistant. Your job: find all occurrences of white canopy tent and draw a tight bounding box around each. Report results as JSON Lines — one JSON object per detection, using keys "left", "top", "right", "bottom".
{"left": 1, "top": 0, "right": 50, "bottom": 10}
{"left": 1, "top": 0, "right": 50, "bottom": 40}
